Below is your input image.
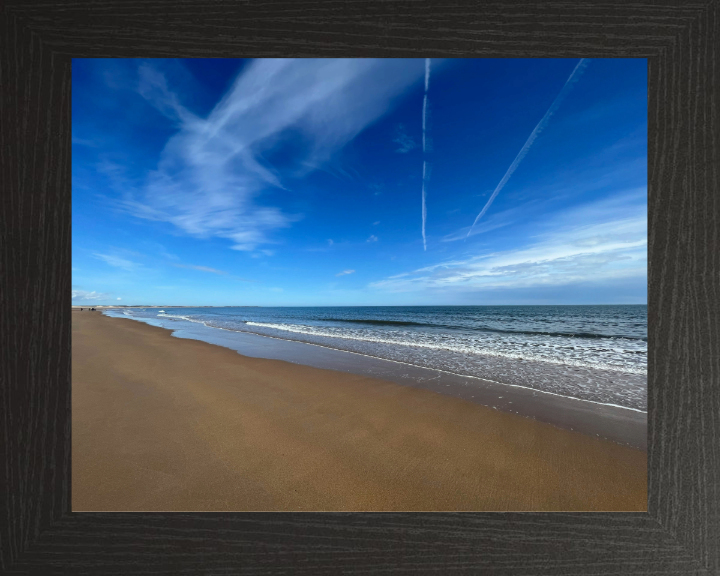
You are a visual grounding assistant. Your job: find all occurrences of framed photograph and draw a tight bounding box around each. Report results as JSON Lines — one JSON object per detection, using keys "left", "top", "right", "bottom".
{"left": 2, "top": 1, "right": 718, "bottom": 574}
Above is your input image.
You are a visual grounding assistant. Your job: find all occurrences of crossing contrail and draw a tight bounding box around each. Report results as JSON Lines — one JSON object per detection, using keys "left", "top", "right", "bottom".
{"left": 422, "top": 58, "right": 431, "bottom": 251}
{"left": 467, "top": 58, "right": 590, "bottom": 238}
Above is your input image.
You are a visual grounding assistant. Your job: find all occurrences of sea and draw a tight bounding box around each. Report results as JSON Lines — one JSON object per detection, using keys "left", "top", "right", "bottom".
{"left": 104, "top": 305, "right": 647, "bottom": 412}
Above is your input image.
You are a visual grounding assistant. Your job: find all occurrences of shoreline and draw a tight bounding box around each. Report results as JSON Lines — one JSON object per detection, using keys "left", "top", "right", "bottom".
{"left": 72, "top": 311, "right": 646, "bottom": 511}
{"left": 101, "top": 309, "right": 647, "bottom": 450}
{"left": 72, "top": 305, "right": 262, "bottom": 309}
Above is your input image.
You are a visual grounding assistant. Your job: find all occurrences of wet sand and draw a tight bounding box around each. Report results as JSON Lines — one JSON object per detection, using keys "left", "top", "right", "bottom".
{"left": 159, "top": 319, "right": 647, "bottom": 450}
{"left": 72, "top": 311, "right": 647, "bottom": 511}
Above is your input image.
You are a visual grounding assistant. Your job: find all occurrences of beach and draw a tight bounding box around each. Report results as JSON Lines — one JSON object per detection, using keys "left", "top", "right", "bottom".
{"left": 72, "top": 311, "right": 647, "bottom": 511}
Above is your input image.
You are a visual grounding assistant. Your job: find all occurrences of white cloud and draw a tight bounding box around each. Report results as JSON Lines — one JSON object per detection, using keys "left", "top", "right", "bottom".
{"left": 371, "top": 194, "right": 647, "bottom": 293}
{"left": 93, "top": 253, "right": 138, "bottom": 271}
{"left": 117, "top": 297, "right": 122, "bottom": 300}
{"left": 121, "top": 59, "right": 425, "bottom": 252}
{"left": 367, "top": 235, "right": 378, "bottom": 243}
{"left": 137, "top": 64, "right": 195, "bottom": 125}
{"left": 72, "top": 289, "right": 111, "bottom": 301}
{"left": 442, "top": 203, "right": 536, "bottom": 242}
{"left": 174, "top": 263, "right": 227, "bottom": 275}
{"left": 336, "top": 269, "right": 355, "bottom": 276}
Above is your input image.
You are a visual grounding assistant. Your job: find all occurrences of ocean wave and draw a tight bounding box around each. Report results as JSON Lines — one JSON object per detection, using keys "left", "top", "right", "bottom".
{"left": 244, "top": 321, "right": 646, "bottom": 374}
{"left": 317, "top": 318, "right": 434, "bottom": 327}
{"left": 483, "top": 327, "right": 647, "bottom": 341}
{"left": 103, "top": 307, "right": 647, "bottom": 410}
{"left": 157, "top": 312, "right": 208, "bottom": 326}
{"left": 313, "top": 317, "right": 646, "bottom": 341}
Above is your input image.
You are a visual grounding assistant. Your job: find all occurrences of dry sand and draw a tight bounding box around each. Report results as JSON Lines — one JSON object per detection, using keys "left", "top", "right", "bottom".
{"left": 72, "top": 311, "right": 647, "bottom": 511}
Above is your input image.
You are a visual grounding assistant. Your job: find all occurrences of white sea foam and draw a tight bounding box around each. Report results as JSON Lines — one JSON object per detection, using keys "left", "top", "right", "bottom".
{"left": 157, "top": 312, "right": 207, "bottom": 325}
{"left": 244, "top": 321, "right": 645, "bottom": 375}
{"left": 103, "top": 308, "right": 647, "bottom": 411}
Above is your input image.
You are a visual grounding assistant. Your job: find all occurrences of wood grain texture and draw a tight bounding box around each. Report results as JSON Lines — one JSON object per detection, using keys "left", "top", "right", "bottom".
{"left": 1, "top": 0, "right": 718, "bottom": 574}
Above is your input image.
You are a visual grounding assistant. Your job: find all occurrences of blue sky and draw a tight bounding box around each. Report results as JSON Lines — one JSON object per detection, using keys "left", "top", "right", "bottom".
{"left": 72, "top": 58, "right": 647, "bottom": 306}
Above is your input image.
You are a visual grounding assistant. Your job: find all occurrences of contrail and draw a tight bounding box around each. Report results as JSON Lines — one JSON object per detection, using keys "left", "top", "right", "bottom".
{"left": 422, "top": 162, "right": 427, "bottom": 250}
{"left": 467, "top": 58, "right": 590, "bottom": 238}
{"left": 422, "top": 58, "right": 431, "bottom": 251}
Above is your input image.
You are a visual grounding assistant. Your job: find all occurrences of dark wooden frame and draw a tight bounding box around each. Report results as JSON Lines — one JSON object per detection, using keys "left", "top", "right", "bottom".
{"left": 1, "top": 1, "right": 718, "bottom": 574}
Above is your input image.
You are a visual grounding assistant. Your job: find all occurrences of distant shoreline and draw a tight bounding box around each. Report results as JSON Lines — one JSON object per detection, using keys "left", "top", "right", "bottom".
{"left": 72, "top": 305, "right": 262, "bottom": 309}
{"left": 72, "top": 304, "right": 647, "bottom": 309}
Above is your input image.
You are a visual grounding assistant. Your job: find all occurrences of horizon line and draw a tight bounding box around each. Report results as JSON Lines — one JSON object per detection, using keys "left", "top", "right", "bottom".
{"left": 72, "top": 303, "right": 648, "bottom": 308}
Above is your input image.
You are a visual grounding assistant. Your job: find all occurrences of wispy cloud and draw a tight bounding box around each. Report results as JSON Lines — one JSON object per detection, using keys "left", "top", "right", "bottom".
{"left": 173, "top": 263, "right": 227, "bottom": 275}
{"left": 148, "top": 242, "right": 180, "bottom": 261}
{"left": 93, "top": 253, "right": 138, "bottom": 271}
{"left": 137, "top": 64, "right": 195, "bottom": 125}
{"left": 117, "top": 59, "right": 425, "bottom": 252}
{"left": 367, "top": 235, "right": 378, "bottom": 243}
{"left": 373, "top": 192, "right": 646, "bottom": 293}
{"left": 72, "top": 289, "right": 111, "bottom": 301}
{"left": 336, "top": 269, "right": 355, "bottom": 276}
{"left": 173, "top": 262, "right": 256, "bottom": 283}
{"left": 443, "top": 203, "right": 540, "bottom": 242}
{"left": 393, "top": 124, "right": 417, "bottom": 153}
{"left": 467, "top": 58, "right": 590, "bottom": 237}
